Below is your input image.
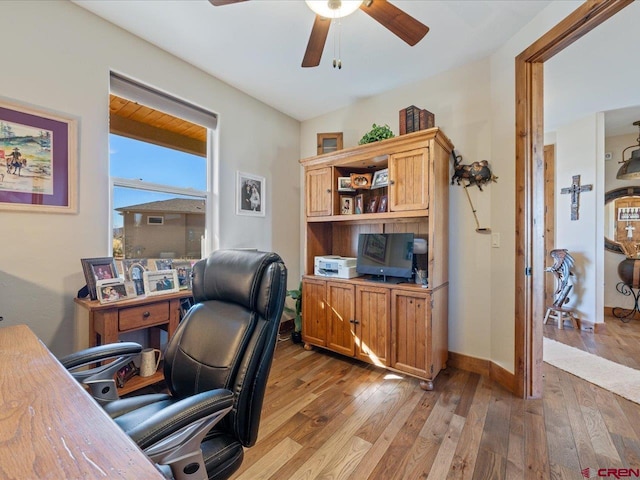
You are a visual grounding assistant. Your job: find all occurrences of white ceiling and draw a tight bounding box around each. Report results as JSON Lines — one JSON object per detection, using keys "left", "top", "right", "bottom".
{"left": 605, "top": 106, "right": 640, "bottom": 137}
{"left": 73, "top": 0, "right": 554, "bottom": 122}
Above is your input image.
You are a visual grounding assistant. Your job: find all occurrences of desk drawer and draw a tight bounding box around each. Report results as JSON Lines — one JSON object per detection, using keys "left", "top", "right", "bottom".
{"left": 119, "top": 302, "right": 170, "bottom": 331}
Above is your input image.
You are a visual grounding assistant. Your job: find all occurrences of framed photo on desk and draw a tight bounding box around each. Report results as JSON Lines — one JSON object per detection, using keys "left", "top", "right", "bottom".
{"left": 96, "top": 279, "right": 129, "bottom": 304}
{"left": 81, "top": 257, "right": 118, "bottom": 301}
{"left": 144, "top": 269, "right": 179, "bottom": 296}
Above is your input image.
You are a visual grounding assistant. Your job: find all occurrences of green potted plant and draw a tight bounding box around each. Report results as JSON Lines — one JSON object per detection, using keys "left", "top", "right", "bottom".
{"left": 359, "top": 123, "right": 395, "bottom": 145}
{"left": 284, "top": 282, "right": 302, "bottom": 344}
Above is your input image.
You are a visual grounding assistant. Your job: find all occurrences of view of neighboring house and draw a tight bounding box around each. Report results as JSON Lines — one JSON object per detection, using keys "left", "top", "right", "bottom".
{"left": 114, "top": 198, "right": 204, "bottom": 259}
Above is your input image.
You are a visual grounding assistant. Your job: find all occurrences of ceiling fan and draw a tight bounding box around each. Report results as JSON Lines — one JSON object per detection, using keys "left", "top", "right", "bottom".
{"left": 208, "top": 0, "right": 429, "bottom": 68}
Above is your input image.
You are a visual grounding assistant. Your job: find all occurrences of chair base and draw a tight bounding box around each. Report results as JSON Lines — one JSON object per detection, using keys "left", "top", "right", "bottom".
{"left": 544, "top": 306, "right": 578, "bottom": 329}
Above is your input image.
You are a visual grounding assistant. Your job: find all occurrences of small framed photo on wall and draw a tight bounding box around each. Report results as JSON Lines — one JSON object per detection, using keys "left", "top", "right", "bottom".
{"left": 237, "top": 171, "right": 265, "bottom": 217}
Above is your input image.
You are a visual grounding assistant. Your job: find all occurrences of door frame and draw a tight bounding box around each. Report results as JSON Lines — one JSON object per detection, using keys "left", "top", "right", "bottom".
{"left": 514, "top": 0, "right": 633, "bottom": 398}
{"left": 544, "top": 145, "right": 555, "bottom": 307}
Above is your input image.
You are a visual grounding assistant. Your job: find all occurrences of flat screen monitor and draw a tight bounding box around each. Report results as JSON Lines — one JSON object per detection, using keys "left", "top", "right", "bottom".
{"left": 356, "top": 232, "right": 414, "bottom": 282}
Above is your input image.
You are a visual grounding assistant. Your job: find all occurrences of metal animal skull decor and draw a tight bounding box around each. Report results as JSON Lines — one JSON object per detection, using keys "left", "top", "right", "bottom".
{"left": 451, "top": 153, "right": 498, "bottom": 191}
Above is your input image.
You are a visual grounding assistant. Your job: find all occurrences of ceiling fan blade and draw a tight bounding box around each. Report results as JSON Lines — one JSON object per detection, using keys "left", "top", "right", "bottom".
{"left": 360, "top": 0, "right": 429, "bottom": 46}
{"left": 302, "top": 15, "right": 331, "bottom": 68}
{"left": 208, "top": 0, "right": 248, "bottom": 6}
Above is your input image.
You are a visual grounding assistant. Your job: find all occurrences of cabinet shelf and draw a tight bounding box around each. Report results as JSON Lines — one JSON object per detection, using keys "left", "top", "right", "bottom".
{"left": 300, "top": 128, "right": 454, "bottom": 391}
{"left": 307, "top": 209, "right": 428, "bottom": 223}
{"left": 118, "top": 370, "right": 165, "bottom": 396}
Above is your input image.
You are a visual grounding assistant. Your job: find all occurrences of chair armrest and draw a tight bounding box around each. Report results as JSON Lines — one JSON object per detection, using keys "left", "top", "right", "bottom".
{"left": 129, "top": 389, "right": 234, "bottom": 480}
{"left": 59, "top": 342, "right": 142, "bottom": 404}
{"left": 59, "top": 342, "right": 143, "bottom": 371}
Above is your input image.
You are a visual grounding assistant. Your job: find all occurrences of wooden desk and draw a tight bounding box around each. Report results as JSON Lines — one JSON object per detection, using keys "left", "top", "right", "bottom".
{"left": 75, "top": 291, "right": 192, "bottom": 394}
{"left": 0, "top": 324, "right": 164, "bottom": 479}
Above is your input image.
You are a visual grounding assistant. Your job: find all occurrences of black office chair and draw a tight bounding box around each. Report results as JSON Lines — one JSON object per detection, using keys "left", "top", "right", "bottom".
{"left": 61, "top": 249, "right": 287, "bottom": 480}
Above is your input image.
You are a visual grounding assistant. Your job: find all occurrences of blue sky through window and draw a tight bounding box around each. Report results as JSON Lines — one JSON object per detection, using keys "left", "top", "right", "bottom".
{"left": 110, "top": 134, "right": 206, "bottom": 228}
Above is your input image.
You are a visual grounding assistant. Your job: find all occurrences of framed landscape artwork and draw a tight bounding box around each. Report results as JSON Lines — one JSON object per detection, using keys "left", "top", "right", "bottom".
{"left": 0, "top": 99, "right": 77, "bottom": 213}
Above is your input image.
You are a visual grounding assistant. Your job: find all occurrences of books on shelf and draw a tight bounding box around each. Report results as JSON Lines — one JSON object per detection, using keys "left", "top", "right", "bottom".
{"left": 399, "top": 105, "right": 435, "bottom": 135}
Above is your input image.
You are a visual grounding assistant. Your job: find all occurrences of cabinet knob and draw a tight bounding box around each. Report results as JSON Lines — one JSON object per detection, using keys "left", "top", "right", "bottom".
{"left": 349, "top": 319, "right": 359, "bottom": 324}
{"left": 389, "top": 180, "right": 395, "bottom": 185}
{"left": 143, "top": 311, "right": 151, "bottom": 318}
{"left": 326, "top": 189, "right": 332, "bottom": 193}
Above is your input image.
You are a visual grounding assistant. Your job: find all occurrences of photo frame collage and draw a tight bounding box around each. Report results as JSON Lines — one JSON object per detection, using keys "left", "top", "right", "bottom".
{"left": 81, "top": 257, "right": 197, "bottom": 303}
{"left": 338, "top": 168, "right": 388, "bottom": 216}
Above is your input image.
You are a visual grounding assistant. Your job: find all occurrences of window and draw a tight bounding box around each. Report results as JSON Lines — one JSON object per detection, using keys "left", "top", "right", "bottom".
{"left": 109, "top": 74, "right": 216, "bottom": 262}
{"left": 147, "top": 216, "right": 164, "bottom": 225}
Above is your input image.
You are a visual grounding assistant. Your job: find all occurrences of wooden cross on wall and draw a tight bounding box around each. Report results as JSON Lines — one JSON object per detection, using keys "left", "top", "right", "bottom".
{"left": 560, "top": 175, "right": 593, "bottom": 221}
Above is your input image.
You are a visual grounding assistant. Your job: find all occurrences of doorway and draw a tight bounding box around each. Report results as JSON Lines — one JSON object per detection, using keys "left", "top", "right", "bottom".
{"left": 514, "top": 0, "right": 633, "bottom": 399}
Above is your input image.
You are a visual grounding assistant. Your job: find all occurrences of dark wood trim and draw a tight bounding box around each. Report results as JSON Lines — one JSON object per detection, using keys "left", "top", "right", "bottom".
{"left": 448, "top": 351, "right": 516, "bottom": 392}
{"left": 514, "top": 0, "right": 633, "bottom": 399}
{"left": 544, "top": 145, "right": 555, "bottom": 307}
{"left": 577, "top": 318, "right": 607, "bottom": 333}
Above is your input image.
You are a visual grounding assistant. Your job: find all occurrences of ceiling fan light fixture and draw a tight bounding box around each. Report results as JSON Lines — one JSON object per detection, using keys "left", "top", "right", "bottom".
{"left": 617, "top": 121, "right": 640, "bottom": 180}
{"left": 305, "top": 0, "right": 362, "bottom": 19}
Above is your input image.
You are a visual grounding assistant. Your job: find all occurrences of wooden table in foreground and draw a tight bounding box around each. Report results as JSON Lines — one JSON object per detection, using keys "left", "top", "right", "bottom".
{"left": 0, "top": 324, "right": 164, "bottom": 479}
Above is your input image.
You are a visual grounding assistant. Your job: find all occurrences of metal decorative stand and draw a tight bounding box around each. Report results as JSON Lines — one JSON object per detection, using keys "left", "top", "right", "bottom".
{"left": 544, "top": 249, "right": 578, "bottom": 329}
{"left": 612, "top": 282, "right": 640, "bottom": 323}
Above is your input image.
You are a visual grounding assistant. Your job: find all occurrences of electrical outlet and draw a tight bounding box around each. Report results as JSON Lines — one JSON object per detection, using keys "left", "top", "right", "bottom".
{"left": 491, "top": 233, "right": 500, "bottom": 248}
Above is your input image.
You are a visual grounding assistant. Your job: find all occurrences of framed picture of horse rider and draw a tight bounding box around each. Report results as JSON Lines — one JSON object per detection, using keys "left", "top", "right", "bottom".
{"left": 0, "top": 98, "right": 77, "bottom": 213}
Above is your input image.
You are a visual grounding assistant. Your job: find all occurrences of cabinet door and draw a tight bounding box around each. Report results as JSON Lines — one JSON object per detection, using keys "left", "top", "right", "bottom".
{"left": 391, "top": 290, "right": 431, "bottom": 378}
{"left": 388, "top": 148, "right": 429, "bottom": 211}
{"left": 326, "top": 281, "right": 355, "bottom": 356}
{"left": 355, "top": 286, "right": 390, "bottom": 366}
{"left": 302, "top": 279, "right": 327, "bottom": 346}
{"left": 306, "top": 167, "right": 333, "bottom": 217}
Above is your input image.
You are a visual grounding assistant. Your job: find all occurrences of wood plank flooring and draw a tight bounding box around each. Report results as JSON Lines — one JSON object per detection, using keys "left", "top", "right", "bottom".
{"left": 230, "top": 319, "right": 640, "bottom": 479}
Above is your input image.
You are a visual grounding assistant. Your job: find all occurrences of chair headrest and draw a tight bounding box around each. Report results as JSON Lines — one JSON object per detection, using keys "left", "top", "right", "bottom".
{"left": 191, "top": 250, "right": 284, "bottom": 313}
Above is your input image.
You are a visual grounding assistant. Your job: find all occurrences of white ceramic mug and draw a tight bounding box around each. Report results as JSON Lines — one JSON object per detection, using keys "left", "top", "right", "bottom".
{"left": 139, "top": 348, "right": 162, "bottom": 377}
{"left": 415, "top": 269, "right": 427, "bottom": 286}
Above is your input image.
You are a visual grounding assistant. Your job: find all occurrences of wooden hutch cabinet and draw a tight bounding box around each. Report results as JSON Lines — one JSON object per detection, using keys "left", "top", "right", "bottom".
{"left": 299, "top": 128, "right": 453, "bottom": 390}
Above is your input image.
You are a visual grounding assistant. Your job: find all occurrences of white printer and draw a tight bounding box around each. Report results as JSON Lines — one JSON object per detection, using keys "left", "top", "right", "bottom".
{"left": 314, "top": 255, "right": 360, "bottom": 279}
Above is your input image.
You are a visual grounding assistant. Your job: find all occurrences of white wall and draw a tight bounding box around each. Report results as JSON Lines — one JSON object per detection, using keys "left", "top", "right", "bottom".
{"left": 0, "top": 0, "right": 300, "bottom": 356}
{"left": 553, "top": 114, "right": 602, "bottom": 324}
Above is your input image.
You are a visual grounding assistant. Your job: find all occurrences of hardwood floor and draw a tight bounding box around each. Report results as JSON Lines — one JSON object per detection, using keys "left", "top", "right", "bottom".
{"left": 231, "top": 322, "right": 640, "bottom": 480}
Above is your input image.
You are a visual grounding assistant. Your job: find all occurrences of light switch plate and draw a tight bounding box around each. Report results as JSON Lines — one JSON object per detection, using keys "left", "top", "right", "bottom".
{"left": 491, "top": 233, "right": 500, "bottom": 248}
